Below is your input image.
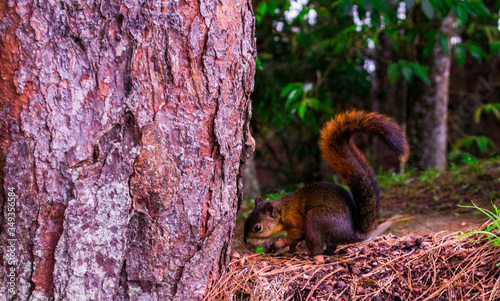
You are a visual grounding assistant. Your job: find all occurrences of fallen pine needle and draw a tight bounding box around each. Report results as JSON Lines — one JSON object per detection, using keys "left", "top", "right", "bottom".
{"left": 204, "top": 222, "right": 500, "bottom": 301}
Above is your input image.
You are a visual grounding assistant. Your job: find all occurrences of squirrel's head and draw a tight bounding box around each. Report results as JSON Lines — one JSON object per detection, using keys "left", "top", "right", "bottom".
{"left": 244, "top": 197, "right": 282, "bottom": 246}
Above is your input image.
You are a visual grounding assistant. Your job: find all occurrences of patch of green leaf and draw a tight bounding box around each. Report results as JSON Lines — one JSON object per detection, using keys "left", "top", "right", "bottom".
{"left": 455, "top": 2, "right": 467, "bottom": 25}
{"left": 388, "top": 61, "right": 430, "bottom": 84}
{"left": 466, "top": 41, "right": 490, "bottom": 61}
{"left": 421, "top": 0, "right": 435, "bottom": 19}
{"left": 388, "top": 63, "right": 400, "bottom": 84}
{"left": 449, "top": 150, "right": 479, "bottom": 166}
{"left": 262, "top": 189, "right": 292, "bottom": 202}
{"left": 439, "top": 34, "right": 449, "bottom": 54}
{"left": 453, "top": 136, "right": 497, "bottom": 154}
{"left": 458, "top": 201, "right": 500, "bottom": 254}
{"left": 412, "top": 63, "right": 430, "bottom": 84}
{"left": 454, "top": 44, "right": 466, "bottom": 66}
{"left": 418, "top": 168, "right": 441, "bottom": 184}
{"left": 453, "top": 1, "right": 491, "bottom": 25}
{"left": 377, "top": 168, "right": 415, "bottom": 189}
{"left": 405, "top": 0, "right": 416, "bottom": 11}
{"left": 491, "top": 41, "right": 500, "bottom": 56}
{"left": 256, "top": 57, "right": 263, "bottom": 71}
{"left": 475, "top": 103, "right": 500, "bottom": 123}
{"left": 401, "top": 64, "right": 414, "bottom": 82}
{"left": 449, "top": 133, "right": 497, "bottom": 169}
{"left": 423, "top": 30, "right": 437, "bottom": 56}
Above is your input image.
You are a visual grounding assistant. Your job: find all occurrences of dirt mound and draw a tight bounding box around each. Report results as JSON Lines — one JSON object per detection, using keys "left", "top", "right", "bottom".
{"left": 206, "top": 225, "right": 500, "bottom": 300}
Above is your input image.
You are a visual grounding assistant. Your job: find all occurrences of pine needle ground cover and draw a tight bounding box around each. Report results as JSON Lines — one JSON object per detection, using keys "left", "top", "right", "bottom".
{"left": 206, "top": 224, "right": 500, "bottom": 300}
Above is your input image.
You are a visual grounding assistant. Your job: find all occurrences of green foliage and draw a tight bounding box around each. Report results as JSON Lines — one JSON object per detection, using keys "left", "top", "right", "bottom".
{"left": 454, "top": 44, "right": 466, "bottom": 66}
{"left": 453, "top": 135, "right": 497, "bottom": 153}
{"left": 475, "top": 103, "right": 500, "bottom": 123}
{"left": 491, "top": 41, "right": 500, "bottom": 56}
{"left": 449, "top": 135, "right": 497, "bottom": 166}
{"left": 261, "top": 189, "right": 292, "bottom": 203}
{"left": 420, "top": 0, "right": 435, "bottom": 19}
{"left": 458, "top": 201, "right": 500, "bottom": 255}
{"left": 449, "top": 150, "right": 479, "bottom": 166}
{"left": 280, "top": 82, "right": 325, "bottom": 120}
{"left": 449, "top": 103, "right": 500, "bottom": 166}
{"left": 376, "top": 158, "right": 500, "bottom": 192}
{"left": 377, "top": 168, "right": 414, "bottom": 189}
{"left": 466, "top": 41, "right": 490, "bottom": 61}
{"left": 453, "top": 1, "right": 491, "bottom": 25}
{"left": 418, "top": 168, "right": 441, "bottom": 184}
{"left": 256, "top": 57, "right": 263, "bottom": 71}
{"left": 439, "top": 34, "right": 449, "bottom": 54}
{"left": 252, "top": 0, "right": 500, "bottom": 185}
{"left": 255, "top": 246, "right": 266, "bottom": 254}
{"left": 388, "top": 61, "right": 430, "bottom": 84}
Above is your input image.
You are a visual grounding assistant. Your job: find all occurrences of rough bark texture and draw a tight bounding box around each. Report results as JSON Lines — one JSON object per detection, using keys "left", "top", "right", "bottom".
{"left": 408, "top": 16, "right": 454, "bottom": 171}
{"left": 0, "top": 0, "right": 256, "bottom": 300}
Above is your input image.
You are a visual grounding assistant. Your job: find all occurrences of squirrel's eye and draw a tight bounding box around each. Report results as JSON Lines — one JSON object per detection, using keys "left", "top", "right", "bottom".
{"left": 254, "top": 224, "right": 262, "bottom": 232}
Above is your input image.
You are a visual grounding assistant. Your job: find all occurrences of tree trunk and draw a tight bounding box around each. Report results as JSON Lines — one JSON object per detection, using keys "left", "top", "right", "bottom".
{"left": 408, "top": 15, "right": 454, "bottom": 171}
{"left": 0, "top": 0, "right": 256, "bottom": 300}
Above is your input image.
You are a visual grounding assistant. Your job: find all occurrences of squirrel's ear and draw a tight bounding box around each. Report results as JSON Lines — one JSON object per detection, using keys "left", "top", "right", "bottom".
{"left": 264, "top": 202, "right": 274, "bottom": 217}
{"left": 255, "top": 197, "right": 264, "bottom": 207}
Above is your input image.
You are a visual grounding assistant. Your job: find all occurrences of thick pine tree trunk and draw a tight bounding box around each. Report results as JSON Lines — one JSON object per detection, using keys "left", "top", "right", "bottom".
{"left": 0, "top": 0, "right": 256, "bottom": 300}
{"left": 408, "top": 15, "right": 454, "bottom": 171}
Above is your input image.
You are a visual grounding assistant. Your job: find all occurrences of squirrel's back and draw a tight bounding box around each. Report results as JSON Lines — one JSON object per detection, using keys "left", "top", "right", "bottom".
{"left": 319, "top": 110, "right": 409, "bottom": 233}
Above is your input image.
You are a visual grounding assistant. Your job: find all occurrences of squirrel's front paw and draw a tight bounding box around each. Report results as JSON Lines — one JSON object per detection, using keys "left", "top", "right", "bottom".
{"left": 287, "top": 243, "right": 298, "bottom": 253}
{"left": 266, "top": 243, "right": 279, "bottom": 253}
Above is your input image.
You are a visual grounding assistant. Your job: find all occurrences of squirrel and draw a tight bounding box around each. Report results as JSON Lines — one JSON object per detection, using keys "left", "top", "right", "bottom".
{"left": 244, "top": 110, "right": 409, "bottom": 256}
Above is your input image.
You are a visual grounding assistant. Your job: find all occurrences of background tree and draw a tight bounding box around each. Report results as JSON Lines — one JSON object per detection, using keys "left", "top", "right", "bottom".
{"left": 252, "top": 0, "right": 499, "bottom": 188}
{"left": 0, "top": 0, "right": 255, "bottom": 300}
{"left": 363, "top": 0, "right": 493, "bottom": 171}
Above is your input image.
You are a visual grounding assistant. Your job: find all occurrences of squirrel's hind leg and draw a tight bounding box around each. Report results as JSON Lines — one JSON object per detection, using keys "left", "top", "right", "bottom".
{"left": 304, "top": 209, "right": 329, "bottom": 256}
{"left": 304, "top": 210, "right": 358, "bottom": 256}
{"left": 323, "top": 244, "right": 338, "bottom": 255}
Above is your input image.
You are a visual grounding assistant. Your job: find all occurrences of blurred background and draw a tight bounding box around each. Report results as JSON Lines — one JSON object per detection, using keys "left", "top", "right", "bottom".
{"left": 244, "top": 0, "right": 500, "bottom": 193}
{"left": 236, "top": 1, "right": 500, "bottom": 246}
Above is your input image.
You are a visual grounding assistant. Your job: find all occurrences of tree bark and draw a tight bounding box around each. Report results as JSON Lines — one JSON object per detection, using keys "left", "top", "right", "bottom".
{"left": 408, "top": 15, "right": 454, "bottom": 171}
{"left": 0, "top": 0, "right": 256, "bottom": 300}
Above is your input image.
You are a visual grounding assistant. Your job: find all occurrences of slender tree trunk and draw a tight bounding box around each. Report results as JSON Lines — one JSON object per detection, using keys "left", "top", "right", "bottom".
{"left": 408, "top": 15, "right": 454, "bottom": 171}
{"left": 0, "top": 1, "right": 256, "bottom": 300}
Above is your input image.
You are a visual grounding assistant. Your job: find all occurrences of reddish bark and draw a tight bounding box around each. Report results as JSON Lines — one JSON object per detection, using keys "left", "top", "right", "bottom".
{"left": 0, "top": 0, "right": 256, "bottom": 300}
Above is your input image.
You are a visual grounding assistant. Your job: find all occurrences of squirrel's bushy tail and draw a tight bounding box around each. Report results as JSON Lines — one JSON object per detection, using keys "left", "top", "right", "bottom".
{"left": 319, "top": 110, "right": 409, "bottom": 233}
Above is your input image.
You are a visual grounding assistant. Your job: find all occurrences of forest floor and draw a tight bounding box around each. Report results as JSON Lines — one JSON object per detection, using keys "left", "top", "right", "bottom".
{"left": 378, "top": 158, "right": 500, "bottom": 237}
{"left": 213, "top": 159, "right": 500, "bottom": 300}
{"left": 207, "top": 228, "right": 500, "bottom": 300}
{"left": 233, "top": 158, "right": 500, "bottom": 253}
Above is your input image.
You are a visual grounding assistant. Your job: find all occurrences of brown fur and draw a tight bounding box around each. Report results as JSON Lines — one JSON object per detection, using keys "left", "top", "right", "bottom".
{"left": 319, "top": 110, "right": 409, "bottom": 179}
{"left": 318, "top": 110, "right": 409, "bottom": 233}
